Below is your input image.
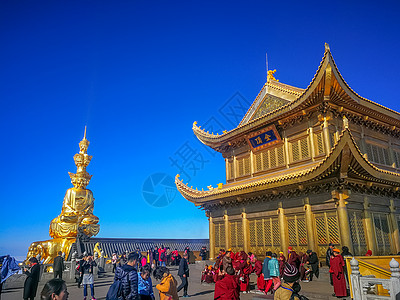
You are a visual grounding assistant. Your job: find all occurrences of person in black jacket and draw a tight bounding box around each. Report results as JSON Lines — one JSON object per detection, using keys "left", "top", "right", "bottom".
{"left": 23, "top": 257, "right": 41, "bottom": 300}
{"left": 306, "top": 250, "right": 319, "bottom": 281}
{"left": 114, "top": 252, "right": 139, "bottom": 300}
{"left": 326, "top": 243, "right": 334, "bottom": 285}
{"left": 53, "top": 251, "right": 64, "bottom": 279}
{"left": 177, "top": 252, "right": 189, "bottom": 298}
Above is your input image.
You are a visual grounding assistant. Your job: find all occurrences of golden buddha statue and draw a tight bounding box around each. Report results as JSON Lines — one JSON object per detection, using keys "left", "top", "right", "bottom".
{"left": 26, "top": 128, "right": 100, "bottom": 264}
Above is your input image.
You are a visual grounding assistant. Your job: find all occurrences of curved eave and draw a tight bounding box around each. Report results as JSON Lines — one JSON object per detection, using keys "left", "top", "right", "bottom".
{"left": 176, "top": 127, "right": 400, "bottom": 205}
{"left": 193, "top": 48, "right": 331, "bottom": 147}
{"left": 194, "top": 47, "right": 400, "bottom": 149}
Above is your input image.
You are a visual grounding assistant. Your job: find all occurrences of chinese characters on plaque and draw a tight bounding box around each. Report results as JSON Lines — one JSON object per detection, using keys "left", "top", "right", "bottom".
{"left": 247, "top": 125, "right": 282, "bottom": 151}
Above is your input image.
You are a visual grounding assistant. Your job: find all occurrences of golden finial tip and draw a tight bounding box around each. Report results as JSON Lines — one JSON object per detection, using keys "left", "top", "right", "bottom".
{"left": 84, "top": 126, "right": 87, "bottom": 139}
{"left": 325, "top": 43, "right": 330, "bottom": 52}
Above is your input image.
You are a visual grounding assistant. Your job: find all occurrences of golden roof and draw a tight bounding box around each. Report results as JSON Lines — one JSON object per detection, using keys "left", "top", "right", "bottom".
{"left": 193, "top": 45, "right": 400, "bottom": 150}
{"left": 176, "top": 127, "right": 400, "bottom": 205}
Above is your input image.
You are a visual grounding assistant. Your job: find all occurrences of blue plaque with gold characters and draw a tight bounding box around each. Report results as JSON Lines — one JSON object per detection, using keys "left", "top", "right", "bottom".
{"left": 247, "top": 125, "right": 282, "bottom": 151}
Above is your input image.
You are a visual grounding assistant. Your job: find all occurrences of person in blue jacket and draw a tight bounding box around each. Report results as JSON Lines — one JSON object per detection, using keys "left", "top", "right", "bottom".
{"left": 262, "top": 251, "right": 273, "bottom": 294}
{"left": 268, "top": 253, "right": 280, "bottom": 290}
{"left": 138, "top": 264, "right": 154, "bottom": 300}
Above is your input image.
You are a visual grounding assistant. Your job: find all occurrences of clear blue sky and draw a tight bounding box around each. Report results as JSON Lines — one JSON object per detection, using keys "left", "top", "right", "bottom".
{"left": 1, "top": 0, "right": 400, "bottom": 259}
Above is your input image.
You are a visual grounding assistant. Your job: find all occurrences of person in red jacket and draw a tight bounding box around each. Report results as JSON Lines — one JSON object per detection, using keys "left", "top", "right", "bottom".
{"left": 329, "top": 248, "right": 347, "bottom": 298}
{"left": 214, "top": 266, "right": 239, "bottom": 300}
{"left": 158, "top": 246, "right": 166, "bottom": 267}
{"left": 254, "top": 259, "right": 265, "bottom": 292}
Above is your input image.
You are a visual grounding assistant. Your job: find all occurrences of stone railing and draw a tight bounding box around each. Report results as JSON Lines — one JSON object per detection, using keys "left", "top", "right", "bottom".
{"left": 350, "top": 257, "right": 400, "bottom": 299}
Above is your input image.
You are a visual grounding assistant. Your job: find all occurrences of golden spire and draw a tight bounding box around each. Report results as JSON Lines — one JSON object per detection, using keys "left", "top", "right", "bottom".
{"left": 68, "top": 127, "right": 93, "bottom": 189}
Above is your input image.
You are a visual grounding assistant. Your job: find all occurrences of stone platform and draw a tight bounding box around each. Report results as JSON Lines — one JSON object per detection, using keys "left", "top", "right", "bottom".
{"left": 0, "top": 262, "right": 347, "bottom": 300}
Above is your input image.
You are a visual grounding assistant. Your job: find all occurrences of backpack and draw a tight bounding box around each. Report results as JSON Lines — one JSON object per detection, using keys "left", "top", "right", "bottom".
{"left": 106, "top": 272, "right": 128, "bottom": 300}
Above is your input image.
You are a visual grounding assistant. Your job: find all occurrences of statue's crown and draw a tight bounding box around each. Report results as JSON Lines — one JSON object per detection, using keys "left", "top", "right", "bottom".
{"left": 69, "top": 126, "right": 93, "bottom": 189}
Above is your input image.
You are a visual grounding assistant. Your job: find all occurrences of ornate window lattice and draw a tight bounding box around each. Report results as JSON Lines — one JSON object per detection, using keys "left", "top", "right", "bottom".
{"left": 214, "top": 222, "right": 226, "bottom": 249}
{"left": 249, "top": 217, "right": 280, "bottom": 255}
{"left": 287, "top": 216, "right": 307, "bottom": 247}
{"left": 349, "top": 211, "right": 367, "bottom": 256}
{"left": 272, "top": 219, "right": 280, "bottom": 245}
{"left": 237, "top": 156, "right": 251, "bottom": 177}
{"left": 373, "top": 213, "right": 391, "bottom": 255}
{"left": 330, "top": 132, "right": 336, "bottom": 148}
{"left": 290, "top": 137, "right": 310, "bottom": 163}
{"left": 277, "top": 146, "right": 285, "bottom": 165}
{"left": 230, "top": 221, "right": 244, "bottom": 250}
{"left": 255, "top": 153, "right": 262, "bottom": 172}
{"left": 253, "top": 145, "right": 285, "bottom": 173}
{"left": 394, "top": 151, "right": 400, "bottom": 169}
{"left": 314, "top": 131, "right": 325, "bottom": 155}
{"left": 249, "top": 220, "right": 256, "bottom": 247}
{"left": 227, "top": 159, "right": 235, "bottom": 180}
{"left": 315, "top": 211, "right": 340, "bottom": 256}
{"left": 366, "top": 143, "right": 392, "bottom": 166}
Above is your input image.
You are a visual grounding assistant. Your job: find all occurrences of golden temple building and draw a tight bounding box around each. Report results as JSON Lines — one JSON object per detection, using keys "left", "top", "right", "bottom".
{"left": 176, "top": 44, "right": 400, "bottom": 259}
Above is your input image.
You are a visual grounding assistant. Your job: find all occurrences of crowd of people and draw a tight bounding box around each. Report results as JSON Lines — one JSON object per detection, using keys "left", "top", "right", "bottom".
{"left": 5, "top": 242, "right": 375, "bottom": 300}
{"left": 200, "top": 244, "right": 355, "bottom": 299}
{"left": 201, "top": 248, "right": 317, "bottom": 299}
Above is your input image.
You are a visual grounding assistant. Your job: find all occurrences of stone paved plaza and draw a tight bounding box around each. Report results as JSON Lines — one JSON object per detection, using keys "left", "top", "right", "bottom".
{"left": 1, "top": 261, "right": 347, "bottom": 300}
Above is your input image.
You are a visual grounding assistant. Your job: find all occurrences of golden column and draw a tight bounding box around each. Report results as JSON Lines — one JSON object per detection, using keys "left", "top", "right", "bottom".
{"left": 322, "top": 116, "right": 332, "bottom": 152}
{"left": 389, "top": 200, "right": 400, "bottom": 253}
{"left": 224, "top": 213, "right": 231, "bottom": 250}
{"left": 363, "top": 196, "right": 377, "bottom": 254}
{"left": 304, "top": 197, "right": 317, "bottom": 251}
{"left": 278, "top": 202, "right": 289, "bottom": 252}
{"left": 208, "top": 215, "right": 215, "bottom": 259}
{"left": 242, "top": 212, "right": 250, "bottom": 253}
{"left": 334, "top": 190, "right": 353, "bottom": 253}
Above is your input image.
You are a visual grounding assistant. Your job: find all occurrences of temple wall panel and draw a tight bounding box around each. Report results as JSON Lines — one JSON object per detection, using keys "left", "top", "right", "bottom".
{"left": 314, "top": 210, "right": 340, "bottom": 257}
{"left": 229, "top": 220, "right": 244, "bottom": 252}
{"left": 248, "top": 216, "right": 281, "bottom": 256}
{"left": 372, "top": 212, "right": 392, "bottom": 255}
{"left": 286, "top": 214, "right": 308, "bottom": 254}
{"left": 348, "top": 210, "right": 368, "bottom": 256}
{"left": 214, "top": 222, "right": 226, "bottom": 255}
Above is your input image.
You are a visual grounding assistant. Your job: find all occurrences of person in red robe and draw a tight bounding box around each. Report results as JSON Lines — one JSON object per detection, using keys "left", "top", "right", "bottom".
{"left": 254, "top": 259, "right": 265, "bottom": 291}
{"left": 330, "top": 248, "right": 347, "bottom": 298}
{"left": 201, "top": 265, "right": 215, "bottom": 283}
{"left": 287, "top": 247, "right": 300, "bottom": 270}
{"left": 214, "top": 266, "right": 240, "bottom": 300}
{"left": 278, "top": 251, "right": 286, "bottom": 278}
{"left": 239, "top": 256, "right": 253, "bottom": 292}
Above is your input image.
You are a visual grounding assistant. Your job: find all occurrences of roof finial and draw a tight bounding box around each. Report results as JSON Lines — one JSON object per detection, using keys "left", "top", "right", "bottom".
{"left": 84, "top": 126, "right": 87, "bottom": 140}
{"left": 325, "top": 43, "right": 330, "bottom": 52}
{"left": 267, "top": 69, "right": 279, "bottom": 82}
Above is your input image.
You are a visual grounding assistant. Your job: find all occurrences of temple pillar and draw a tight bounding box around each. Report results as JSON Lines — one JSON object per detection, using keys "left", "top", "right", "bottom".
{"left": 242, "top": 212, "right": 250, "bottom": 253}
{"left": 322, "top": 116, "right": 331, "bottom": 152}
{"left": 363, "top": 196, "right": 377, "bottom": 255}
{"left": 224, "top": 213, "right": 231, "bottom": 250}
{"left": 335, "top": 190, "right": 353, "bottom": 253}
{"left": 283, "top": 130, "right": 290, "bottom": 169}
{"left": 308, "top": 124, "right": 316, "bottom": 162}
{"left": 389, "top": 200, "right": 400, "bottom": 254}
{"left": 278, "top": 202, "right": 289, "bottom": 252}
{"left": 304, "top": 198, "right": 317, "bottom": 251}
{"left": 208, "top": 216, "right": 215, "bottom": 259}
